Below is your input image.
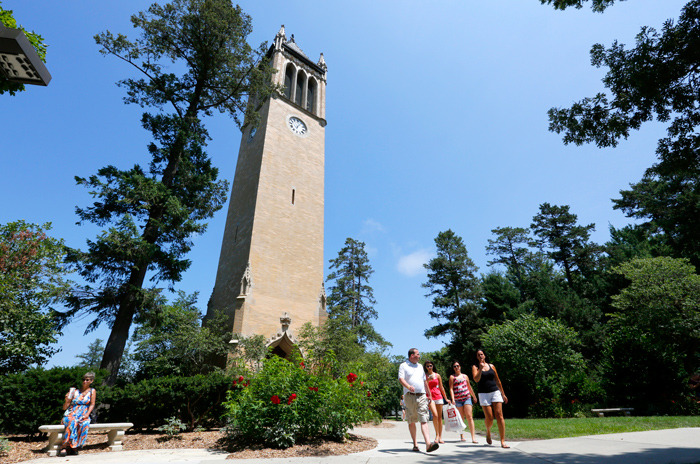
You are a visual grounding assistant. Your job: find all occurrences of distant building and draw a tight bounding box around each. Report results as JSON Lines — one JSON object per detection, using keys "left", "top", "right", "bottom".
{"left": 205, "top": 26, "right": 328, "bottom": 360}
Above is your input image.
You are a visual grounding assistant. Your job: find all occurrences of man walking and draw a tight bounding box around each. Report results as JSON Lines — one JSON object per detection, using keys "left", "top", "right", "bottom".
{"left": 398, "top": 348, "right": 439, "bottom": 452}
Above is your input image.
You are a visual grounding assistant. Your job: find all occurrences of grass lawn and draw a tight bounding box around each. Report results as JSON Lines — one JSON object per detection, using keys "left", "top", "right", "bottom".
{"left": 473, "top": 416, "right": 700, "bottom": 440}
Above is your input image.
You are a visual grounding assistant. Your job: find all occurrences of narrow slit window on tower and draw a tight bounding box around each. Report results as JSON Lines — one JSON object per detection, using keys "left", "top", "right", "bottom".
{"left": 307, "top": 78, "right": 316, "bottom": 114}
{"left": 284, "top": 64, "right": 294, "bottom": 100}
{"left": 295, "top": 70, "right": 305, "bottom": 107}
{"left": 291, "top": 188, "right": 296, "bottom": 205}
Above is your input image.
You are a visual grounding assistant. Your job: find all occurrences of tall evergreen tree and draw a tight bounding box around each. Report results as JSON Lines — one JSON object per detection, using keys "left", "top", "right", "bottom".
{"left": 531, "top": 203, "right": 600, "bottom": 292}
{"left": 66, "top": 0, "right": 276, "bottom": 384}
{"left": 485, "top": 226, "right": 533, "bottom": 289}
{"left": 325, "top": 238, "right": 388, "bottom": 351}
{"left": 423, "top": 230, "right": 483, "bottom": 362}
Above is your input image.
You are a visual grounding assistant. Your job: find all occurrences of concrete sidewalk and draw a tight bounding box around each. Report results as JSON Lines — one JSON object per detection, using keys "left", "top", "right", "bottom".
{"left": 19, "top": 422, "right": 700, "bottom": 464}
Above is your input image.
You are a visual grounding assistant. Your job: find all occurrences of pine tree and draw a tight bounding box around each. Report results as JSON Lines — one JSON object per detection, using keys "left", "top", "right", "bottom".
{"left": 66, "top": 0, "right": 276, "bottom": 384}
{"left": 325, "top": 238, "right": 388, "bottom": 352}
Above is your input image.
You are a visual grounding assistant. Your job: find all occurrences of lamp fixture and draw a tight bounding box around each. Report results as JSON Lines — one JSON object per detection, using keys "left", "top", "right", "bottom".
{"left": 0, "top": 24, "right": 51, "bottom": 86}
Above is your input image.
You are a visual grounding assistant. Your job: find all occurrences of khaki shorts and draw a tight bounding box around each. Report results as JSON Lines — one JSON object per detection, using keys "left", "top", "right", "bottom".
{"left": 404, "top": 393, "right": 430, "bottom": 423}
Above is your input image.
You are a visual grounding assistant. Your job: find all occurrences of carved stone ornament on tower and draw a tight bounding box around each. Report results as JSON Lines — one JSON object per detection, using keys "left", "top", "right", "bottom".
{"left": 267, "top": 312, "right": 299, "bottom": 358}
{"left": 204, "top": 26, "right": 328, "bottom": 364}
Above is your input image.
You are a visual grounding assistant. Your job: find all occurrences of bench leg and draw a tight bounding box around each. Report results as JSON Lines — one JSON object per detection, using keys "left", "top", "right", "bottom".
{"left": 597, "top": 412, "right": 605, "bottom": 417}
{"left": 107, "top": 429, "right": 125, "bottom": 452}
{"left": 44, "top": 430, "right": 63, "bottom": 456}
{"left": 624, "top": 411, "right": 631, "bottom": 416}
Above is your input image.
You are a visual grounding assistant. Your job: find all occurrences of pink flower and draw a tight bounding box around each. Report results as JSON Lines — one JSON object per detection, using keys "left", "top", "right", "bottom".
{"left": 271, "top": 395, "right": 281, "bottom": 404}
{"left": 288, "top": 393, "right": 297, "bottom": 404}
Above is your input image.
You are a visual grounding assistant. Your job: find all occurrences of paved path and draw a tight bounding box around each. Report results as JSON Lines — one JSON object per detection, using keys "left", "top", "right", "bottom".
{"left": 20, "top": 422, "right": 700, "bottom": 464}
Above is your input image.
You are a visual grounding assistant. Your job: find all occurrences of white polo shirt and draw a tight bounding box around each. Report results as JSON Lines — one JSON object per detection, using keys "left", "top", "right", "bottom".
{"left": 398, "top": 360, "right": 426, "bottom": 394}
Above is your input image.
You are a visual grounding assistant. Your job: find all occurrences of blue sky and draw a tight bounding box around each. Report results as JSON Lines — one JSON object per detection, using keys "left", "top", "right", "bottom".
{"left": 2, "top": 0, "right": 687, "bottom": 367}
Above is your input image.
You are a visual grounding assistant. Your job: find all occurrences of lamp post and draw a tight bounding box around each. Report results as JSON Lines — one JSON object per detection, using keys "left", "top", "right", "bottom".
{"left": 0, "top": 24, "right": 51, "bottom": 86}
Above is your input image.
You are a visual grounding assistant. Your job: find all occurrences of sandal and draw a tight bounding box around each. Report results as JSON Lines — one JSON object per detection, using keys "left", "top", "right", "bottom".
{"left": 412, "top": 446, "right": 420, "bottom": 452}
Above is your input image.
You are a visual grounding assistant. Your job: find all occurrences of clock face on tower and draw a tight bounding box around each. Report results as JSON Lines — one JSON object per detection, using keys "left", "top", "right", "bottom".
{"left": 287, "top": 116, "right": 307, "bottom": 136}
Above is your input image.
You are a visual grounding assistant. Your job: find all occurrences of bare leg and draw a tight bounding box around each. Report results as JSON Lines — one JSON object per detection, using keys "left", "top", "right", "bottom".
{"left": 492, "top": 402, "right": 508, "bottom": 448}
{"left": 483, "top": 405, "right": 494, "bottom": 445}
{"left": 408, "top": 422, "right": 418, "bottom": 448}
{"left": 455, "top": 405, "right": 466, "bottom": 441}
{"left": 420, "top": 421, "right": 432, "bottom": 450}
{"left": 464, "top": 404, "right": 477, "bottom": 442}
{"left": 434, "top": 403, "right": 444, "bottom": 442}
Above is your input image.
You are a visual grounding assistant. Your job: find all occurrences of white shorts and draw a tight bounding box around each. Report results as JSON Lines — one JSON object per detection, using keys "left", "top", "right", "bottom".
{"left": 433, "top": 398, "right": 444, "bottom": 405}
{"left": 478, "top": 390, "right": 503, "bottom": 406}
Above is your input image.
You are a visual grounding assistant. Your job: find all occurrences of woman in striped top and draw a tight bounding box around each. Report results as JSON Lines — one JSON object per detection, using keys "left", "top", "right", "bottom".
{"left": 449, "top": 361, "right": 477, "bottom": 443}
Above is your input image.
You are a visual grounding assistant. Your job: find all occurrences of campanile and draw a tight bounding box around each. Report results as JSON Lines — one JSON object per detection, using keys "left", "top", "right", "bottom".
{"left": 206, "top": 26, "right": 327, "bottom": 357}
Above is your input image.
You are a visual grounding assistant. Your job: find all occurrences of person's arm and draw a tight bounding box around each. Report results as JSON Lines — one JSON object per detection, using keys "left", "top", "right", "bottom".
{"left": 398, "top": 365, "right": 415, "bottom": 393}
{"left": 449, "top": 375, "right": 456, "bottom": 403}
{"left": 424, "top": 378, "right": 433, "bottom": 401}
{"left": 491, "top": 365, "right": 508, "bottom": 404}
{"left": 85, "top": 388, "right": 96, "bottom": 420}
{"left": 62, "top": 388, "right": 74, "bottom": 411}
{"left": 472, "top": 363, "right": 482, "bottom": 382}
{"left": 437, "top": 374, "right": 451, "bottom": 404}
{"left": 466, "top": 375, "right": 478, "bottom": 404}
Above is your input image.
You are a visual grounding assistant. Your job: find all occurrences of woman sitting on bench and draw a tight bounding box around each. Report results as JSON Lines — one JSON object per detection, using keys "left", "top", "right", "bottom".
{"left": 61, "top": 372, "right": 96, "bottom": 456}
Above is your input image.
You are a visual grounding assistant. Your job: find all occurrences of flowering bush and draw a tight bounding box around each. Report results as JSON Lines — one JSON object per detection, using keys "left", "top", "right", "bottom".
{"left": 223, "top": 354, "right": 377, "bottom": 449}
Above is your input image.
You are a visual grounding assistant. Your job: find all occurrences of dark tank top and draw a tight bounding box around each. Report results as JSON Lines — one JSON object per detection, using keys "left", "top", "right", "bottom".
{"left": 477, "top": 364, "right": 498, "bottom": 393}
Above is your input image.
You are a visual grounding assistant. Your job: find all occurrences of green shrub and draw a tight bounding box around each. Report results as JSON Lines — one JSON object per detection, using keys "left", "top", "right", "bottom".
{"left": 224, "top": 354, "right": 377, "bottom": 449}
{"left": 158, "top": 416, "right": 187, "bottom": 437}
{"left": 0, "top": 366, "right": 107, "bottom": 435}
{"left": 99, "top": 371, "right": 233, "bottom": 430}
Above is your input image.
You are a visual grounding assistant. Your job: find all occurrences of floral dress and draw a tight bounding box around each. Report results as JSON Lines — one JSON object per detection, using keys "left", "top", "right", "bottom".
{"left": 62, "top": 388, "right": 94, "bottom": 448}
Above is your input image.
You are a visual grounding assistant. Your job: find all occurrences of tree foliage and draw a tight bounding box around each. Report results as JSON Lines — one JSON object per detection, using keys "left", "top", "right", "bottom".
{"left": 0, "top": 221, "right": 71, "bottom": 375}
{"left": 537, "top": 0, "right": 622, "bottom": 12}
{"left": 482, "top": 315, "right": 600, "bottom": 417}
{"left": 0, "top": 2, "right": 48, "bottom": 95}
{"left": 66, "top": 0, "right": 277, "bottom": 384}
{"left": 531, "top": 203, "right": 600, "bottom": 291}
{"left": 326, "top": 238, "right": 388, "bottom": 350}
{"left": 423, "top": 230, "right": 484, "bottom": 361}
{"left": 603, "top": 257, "right": 700, "bottom": 411}
{"left": 129, "top": 292, "right": 232, "bottom": 380}
{"left": 547, "top": 1, "right": 700, "bottom": 266}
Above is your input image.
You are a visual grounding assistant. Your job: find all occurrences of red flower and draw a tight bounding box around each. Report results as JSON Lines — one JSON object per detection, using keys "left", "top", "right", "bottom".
{"left": 308, "top": 386, "right": 318, "bottom": 392}
{"left": 288, "top": 393, "right": 297, "bottom": 404}
{"left": 367, "top": 391, "right": 371, "bottom": 397}
{"left": 232, "top": 381, "right": 237, "bottom": 386}
{"left": 300, "top": 362, "right": 305, "bottom": 368}
{"left": 271, "top": 395, "right": 281, "bottom": 404}
{"left": 360, "top": 381, "right": 364, "bottom": 386}
{"left": 238, "top": 376, "right": 245, "bottom": 383}
{"left": 346, "top": 373, "right": 358, "bottom": 383}
{"left": 243, "top": 382, "right": 249, "bottom": 387}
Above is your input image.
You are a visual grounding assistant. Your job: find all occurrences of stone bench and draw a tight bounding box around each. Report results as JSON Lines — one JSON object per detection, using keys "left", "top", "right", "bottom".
{"left": 38, "top": 422, "right": 133, "bottom": 456}
{"left": 591, "top": 408, "right": 634, "bottom": 417}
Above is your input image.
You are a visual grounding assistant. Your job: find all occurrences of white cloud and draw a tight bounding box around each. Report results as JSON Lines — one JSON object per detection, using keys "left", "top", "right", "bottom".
{"left": 361, "top": 218, "right": 386, "bottom": 235}
{"left": 396, "top": 249, "right": 432, "bottom": 277}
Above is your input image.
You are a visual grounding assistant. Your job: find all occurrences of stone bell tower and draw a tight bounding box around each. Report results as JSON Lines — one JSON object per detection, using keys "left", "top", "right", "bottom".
{"left": 205, "top": 26, "right": 327, "bottom": 358}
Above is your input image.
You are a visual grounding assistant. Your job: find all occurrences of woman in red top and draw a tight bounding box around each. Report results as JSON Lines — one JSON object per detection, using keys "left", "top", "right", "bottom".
{"left": 424, "top": 361, "right": 450, "bottom": 444}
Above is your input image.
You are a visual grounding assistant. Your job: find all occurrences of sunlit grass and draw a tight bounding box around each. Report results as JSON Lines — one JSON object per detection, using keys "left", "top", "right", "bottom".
{"left": 470, "top": 416, "right": 700, "bottom": 440}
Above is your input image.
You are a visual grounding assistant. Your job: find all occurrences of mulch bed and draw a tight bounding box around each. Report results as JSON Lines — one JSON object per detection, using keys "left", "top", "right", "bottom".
{"left": 0, "top": 427, "right": 378, "bottom": 463}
